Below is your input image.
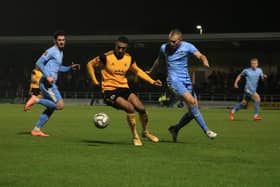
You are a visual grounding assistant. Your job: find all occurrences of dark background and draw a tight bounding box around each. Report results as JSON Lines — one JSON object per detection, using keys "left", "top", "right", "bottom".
{"left": 0, "top": 1, "right": 278, "bottom": 35}
{"left": 1, "top": 1, "right": 279, "bottom": 98}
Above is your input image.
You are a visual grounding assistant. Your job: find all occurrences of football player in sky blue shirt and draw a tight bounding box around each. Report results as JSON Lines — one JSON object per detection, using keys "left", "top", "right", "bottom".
{"left": 25, "top": 30, "right": 80, "bottom": 136}
{"left": 148, "top": 29, "right": 217, "bottom": 142}
{"left": 230, "top": 58, "right": 267, "bottom": 121}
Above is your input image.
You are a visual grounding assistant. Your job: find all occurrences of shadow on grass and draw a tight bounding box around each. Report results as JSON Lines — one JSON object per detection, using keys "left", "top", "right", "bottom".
{"left": 17, "top": 131, "right": 31, "bottom": 135}
{"left": 81, "top": 139, "right": 130, "bottom": 146}
{"left": 158, "top": 139, "right": 187, "bottom": 144}
{"left": 229, "top": 119, "right": 252, "bottom": 122}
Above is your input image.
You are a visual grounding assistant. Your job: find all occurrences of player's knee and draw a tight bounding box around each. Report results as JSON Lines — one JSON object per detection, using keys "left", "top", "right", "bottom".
{"left": 241, "top": 101, "right": 247, "bottom": 106}
{"left": 126, "top": 105, "right": 135, "bottom": 113}
{"left": 187, "top": 100, "right": 196, "bottom": 107}
{"left": 256, "top": 96, "right": 261, "bottom": 102}
{"left": 193, "top": 99, "right": 198, "bottom": 106}
{"left": 136, "top": 106, "right": 145, "bottom": 113}
{"left": 56, "top": 101, "right": 64, "bottom": 110}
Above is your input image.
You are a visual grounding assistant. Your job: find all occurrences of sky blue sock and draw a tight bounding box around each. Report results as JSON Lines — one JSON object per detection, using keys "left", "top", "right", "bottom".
{"left": 35, "top": 108, "right": 55, "bottom": 129}
{"left": 232, "top": 103, "right": 243, "bottom": 113}
{"left": 38, "top": 99, "right": 57, "bottom": 109}
{"left": 254, "top": 101, "right": 260, "bottom": 116}
{"left": 35, "top": 113, "right": 49, "bottom": 129}
{"left": 190, "top": 107, "right": 208, "bottom": 132}
{"left": 175, "top": 112, "right": 194, "bottom": 131}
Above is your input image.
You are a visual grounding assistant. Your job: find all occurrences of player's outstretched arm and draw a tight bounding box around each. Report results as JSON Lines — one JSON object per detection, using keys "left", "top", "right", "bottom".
{"left": 153, "top": 79, "right": 162, "bottom": 87}
{"left": 234, "top": 74, "right": 242, "bottom": 88}
{"left": 146, "top": 56, "right": 160, "bottom": 74}
{"left": 193, "top": 51, "right": 209, "bottom": 68}
{"left": 130, "top": 62, "right": 162, "bottom": 87}
{"left": 71, "top": 63, "right": 80, "bottom": 70}
{"left": 86, "top": 57, "right": 100, "bottom": 86}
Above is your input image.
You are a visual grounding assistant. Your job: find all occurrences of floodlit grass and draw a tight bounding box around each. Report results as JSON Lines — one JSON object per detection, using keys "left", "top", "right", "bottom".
{"left": 0, "top": 104, "right": 279, "bottom": 187}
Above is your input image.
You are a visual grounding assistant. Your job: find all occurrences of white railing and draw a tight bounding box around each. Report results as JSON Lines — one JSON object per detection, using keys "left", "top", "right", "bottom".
{"left": 2, "top": 90, "right": 280, "bottom": 104}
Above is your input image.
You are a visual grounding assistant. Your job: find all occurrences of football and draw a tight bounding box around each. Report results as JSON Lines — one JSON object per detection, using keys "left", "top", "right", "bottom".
{"left": 93, "top": 112, "right": 110, "bottom": 129}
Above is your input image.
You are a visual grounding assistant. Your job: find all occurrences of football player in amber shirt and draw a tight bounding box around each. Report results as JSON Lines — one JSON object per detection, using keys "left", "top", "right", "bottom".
{"left": 87, "top": 36, "right": 162, "bottom": 146}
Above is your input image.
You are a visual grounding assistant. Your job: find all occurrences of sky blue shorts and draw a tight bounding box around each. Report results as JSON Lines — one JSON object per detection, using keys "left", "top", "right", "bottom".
{"left": 168, "top": 80, "right": 197, "bottom": 99}
{"left": 39, "top": 78, "right": 62, "bottom": 103}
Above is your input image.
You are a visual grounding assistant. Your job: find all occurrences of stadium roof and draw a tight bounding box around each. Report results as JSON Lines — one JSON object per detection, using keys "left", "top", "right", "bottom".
{"left": 1, "top": 33, "right": 280, "bottom": 45}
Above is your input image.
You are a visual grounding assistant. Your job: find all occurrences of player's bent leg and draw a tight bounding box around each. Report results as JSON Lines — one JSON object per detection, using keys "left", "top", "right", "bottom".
{"left": 128, "top": 93, "right": 145, "bottom": 112}
{"left": 169, "top": 111, "right": 194, "bottom": 142}
{"left": 24, "top": 95, "right": 38, "bottom": 111}
{"left": 116, "top": 97, "right": 143, "bottom": 146}
{"left": 252, "top": 93, "right": 262, "bottom": 120}
{"left": 183, "top": 93, "right": 218, "bottom": 139}
{"left": 127, "top": 113, "right": 143, "bottom": 146}
{"left": 137, "top": 111, "right": 159, "bottom": 143}
{"left": 230, "top": 100, "right": 247, "bottom": 120}
{"left": 56, "top": 100, "right": 64, "bottom": 110}
{"left": 168, "top": 125, "right": 179, "bottom": 142}
{"left": 128, "top": 94, "right": 159, "bottom": 143}
{"left": 31, "top": 108, "right": 55, "bottom": 137}
{"left": 41, "top": 82, "right": 62, "bottom": 109}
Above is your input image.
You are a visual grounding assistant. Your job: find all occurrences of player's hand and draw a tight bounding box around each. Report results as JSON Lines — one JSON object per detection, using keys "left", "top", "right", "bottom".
{"left": 71, "top": 63, "right": 80, "bottom": 71}
{"left": 145, "top": 69, "right": 152, "bottom": 75}
{"left": 153, "top": 80, "right": 162, "bottom": 87}
{"left": 93, "top": 81, "right": 100, "bottom": 87}
{"left": 47, "top": 76, "right": 54, "bottom": 84}
{"left": 234, "top": 83, "right": 239, "bottom": 88}
{"left": 203, "top": 62, "right": 210, "bottom": 68}
{"left": 263, "top": 74, "right": 268, "bottom": 79}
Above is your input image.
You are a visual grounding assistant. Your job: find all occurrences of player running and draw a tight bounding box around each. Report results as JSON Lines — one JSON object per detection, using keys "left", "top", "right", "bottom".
{"left": 25, "top": 30, "right": 80, "bottom": 136}
{"left": 229, "top": 57, "right": 267, "bottom": 121}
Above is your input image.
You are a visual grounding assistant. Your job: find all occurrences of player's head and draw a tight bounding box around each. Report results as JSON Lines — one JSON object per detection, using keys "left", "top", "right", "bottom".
{"left": 53, "top": 30, "right": 66, "bottom": 50}
{"left": 168, "top": 29, "right": 182, "bottom": 48}
{"left": 115, "top": 36, "right": 129, "bottom": 57}
{"left": 250, "top": 57, "right": 259, "bottom": 69}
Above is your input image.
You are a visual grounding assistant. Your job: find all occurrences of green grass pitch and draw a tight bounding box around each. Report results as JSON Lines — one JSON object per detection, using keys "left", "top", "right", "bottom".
{"left": 0, "top": 104, "right": 279, "bottom": 187}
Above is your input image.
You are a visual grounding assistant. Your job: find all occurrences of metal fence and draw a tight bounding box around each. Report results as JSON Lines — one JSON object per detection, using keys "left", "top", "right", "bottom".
{"left": 2, "top": 90, "right": 280, "bottom": 105}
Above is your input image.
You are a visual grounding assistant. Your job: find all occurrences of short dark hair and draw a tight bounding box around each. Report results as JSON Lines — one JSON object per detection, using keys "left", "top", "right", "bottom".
{"left": 169, "top": 28, "right": 182, "bottom": 39}
{"left": 250, "top": 57, "right": 258, "bottom": 62}
{"left": 53, "top": 30, "right": 65, "bottom": 39}
{"left": 117, "top": 36, "right": 129, "bottom": 44}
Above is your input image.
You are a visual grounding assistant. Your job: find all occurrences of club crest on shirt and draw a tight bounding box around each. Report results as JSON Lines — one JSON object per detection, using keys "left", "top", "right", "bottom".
{"left": 179, "top": 51, "right": 185, "bottom": 56}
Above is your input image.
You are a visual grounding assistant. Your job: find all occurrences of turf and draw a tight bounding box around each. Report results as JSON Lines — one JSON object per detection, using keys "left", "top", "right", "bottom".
{"left": 0, "top": 104, "right": 279, "bottom": 187}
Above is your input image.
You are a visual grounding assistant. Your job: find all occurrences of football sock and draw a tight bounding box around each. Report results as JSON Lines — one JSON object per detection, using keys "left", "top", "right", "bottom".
{"left": 127, "top": 113, "right": 139, "bottom": 138}
{"left": 33, "top": 127, "right": 40, "bottom": 131}
{"left": 190, "top": 107, "right": 208, "bottom": 132}
{"left": 34, "top": 108, "right": 55, "bottom": 129}
{"left": 37, "top": 99, "right": 57, "bottom": 109}
{"left": 232, "top": 103, "right": 243, "bottom": 113}
{"left": 139, "top": 111, "right": 148, "bottom": 133}
{"left": 254, "top": 101, "right": 260, "bottom": 116}
{"left": 175, "top": 112, "right": 194, "bottom": 131}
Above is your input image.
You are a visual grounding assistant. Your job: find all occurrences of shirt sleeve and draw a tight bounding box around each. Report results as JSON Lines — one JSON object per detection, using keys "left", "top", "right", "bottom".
{"left": 130, "top": 62, "right": 155, "bottom": 84}
{"left": 35, "top": 51, "right": 53, "bottom": 77}
{"left": 86, "top": 55, "right": 103, "bottom": 85}
{"left": 59, "top": 65, "right": 71, "bottom": 72}
{"left": 240, "top": 69, "right": 247, "bottom": 77}
{"left": 187, "top": 43, "right": 199, "bottom": 54}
